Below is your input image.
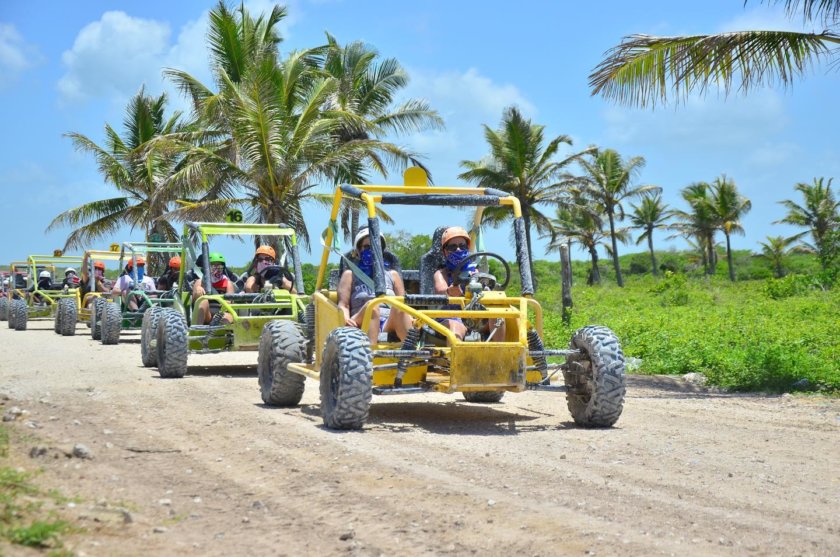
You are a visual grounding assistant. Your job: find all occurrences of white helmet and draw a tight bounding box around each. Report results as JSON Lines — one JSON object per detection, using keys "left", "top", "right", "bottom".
{"left": 65, "top": 268, "right": 77, "bottom": 276}
{"left": 39, "top": 270, "right": 51, "bottom": 279}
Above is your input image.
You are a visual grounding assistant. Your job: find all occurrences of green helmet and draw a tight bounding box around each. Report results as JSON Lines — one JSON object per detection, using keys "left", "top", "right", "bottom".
{"left": 208, "top": 252, "right": 225, "bottom": 265}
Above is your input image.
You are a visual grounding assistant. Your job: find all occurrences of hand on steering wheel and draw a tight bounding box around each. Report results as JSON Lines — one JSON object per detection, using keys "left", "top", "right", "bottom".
{"left": 450, "top": 251, "right": 511, "bottom": 291}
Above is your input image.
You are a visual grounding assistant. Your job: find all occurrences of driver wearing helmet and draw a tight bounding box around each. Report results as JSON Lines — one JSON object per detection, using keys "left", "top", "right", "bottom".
{"left": 191, "top": 252, "right": 235, "bottom": 325}
{"left": 112, "top": 257, "right": 156, "bottom": 310}
{"left": 29, "top": 270, "right": 54, "bottom": 303}
{"left": 433, "top": 226, "right": 505, "bottom": 342}
{"left": 62, "top": 268, "right": 81, "bottom": 289}
{"left": 155, "top": 256, "right": 181, "bottom": 291}
{"left": 243, "top": 246, "right": 295, "bottom": 293}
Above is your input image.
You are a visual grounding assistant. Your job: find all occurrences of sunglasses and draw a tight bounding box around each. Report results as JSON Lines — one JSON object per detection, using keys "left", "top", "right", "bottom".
{"left": 255, "top": 256, "right": 275, "bottom": 262}
{"left": 443, "top": 242, "right": 468, "bottom": 253}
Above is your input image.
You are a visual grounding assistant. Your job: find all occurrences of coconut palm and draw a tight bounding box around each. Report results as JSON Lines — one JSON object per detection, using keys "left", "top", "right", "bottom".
{"left": 670, "top": 182, "right": 719, "bottom": 275}
{"left": 775, "top": 177, "right": 840, "bottom": 269}
{"left": 710, "top": 175, "right": 752, "bottom": 281}
{"left": 757, "top": 235, "right": 799, "bottom": 277}
{"left": 48, "top": 88, "right": 191, "bottom": 272}
{"left": 459, "top": 106, "right": 593, "bottom": 280}
{"left": 545, "top": 199, "right": 628, "bottom": 285}
{"left": 590, "top": 1, "right": 840, "bottom": 107}
{"left": 322, "top": 33, "right": 444, "bottom": 241}
{"left": 577, "top": 148, "right": 659, "bottom": 286}
{"left": 629, "top": 193, "right": 671, "bottom": 276}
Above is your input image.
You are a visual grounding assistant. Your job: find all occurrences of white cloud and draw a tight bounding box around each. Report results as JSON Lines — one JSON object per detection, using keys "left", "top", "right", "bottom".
{"left": 58, "top": 12, "right": 172, "bottom": 103}
{"left": 0, "top": 23, "right": 39, "bottom": 88}
{"left": 602, "top": 92, "right": 789, "bottom": 150}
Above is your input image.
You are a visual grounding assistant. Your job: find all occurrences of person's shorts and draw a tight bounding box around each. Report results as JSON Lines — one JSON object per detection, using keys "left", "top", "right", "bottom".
{"left": 435, "top": 304, "right": 463, "bottom": 325}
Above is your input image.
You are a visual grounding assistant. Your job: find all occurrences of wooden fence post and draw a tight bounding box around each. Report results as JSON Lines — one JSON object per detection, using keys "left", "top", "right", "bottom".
{"left": 560, "top": 244, "right": 573, "bottom": 324}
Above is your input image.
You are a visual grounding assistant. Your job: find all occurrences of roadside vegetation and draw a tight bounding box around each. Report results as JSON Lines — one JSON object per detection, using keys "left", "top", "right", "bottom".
{"left": 0, "top": 423, "right": 76, "bottom": 555}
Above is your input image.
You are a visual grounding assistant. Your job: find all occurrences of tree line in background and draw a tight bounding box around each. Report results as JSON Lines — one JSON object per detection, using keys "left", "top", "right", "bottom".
{"left": 49, "top": 1, "right": 840, "bottom": 288}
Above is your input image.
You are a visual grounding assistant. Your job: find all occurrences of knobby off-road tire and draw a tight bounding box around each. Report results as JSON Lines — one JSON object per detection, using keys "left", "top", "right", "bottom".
{"left": 90, "top": 298, "right": 105, "bottom": 340}
{"left": 8, "top": 299, "right": 19, "bottom": 329}
{"left": 100, "top": 302, "right": 121, "bottom": 345}
{"left": 564, "top": 325, "right": 626, "bottom": 428}
{"left": 58, "top": 298, "right": 77, "bottom": 336}
{"left": 319, "top": 327, "right": 373, "bottom": 430}
{"left": 0, "top": 297, "right": 7, "bottom": 321}
{"left": 463, "top": 391, "right": 505, "bottom": 403}
{"left": 140, "top": 307, "right": 163, "bottom": 367}
{"left": 54, "top": 301, "right": 63, "bottom": 334}
{"left": 258, "top": 320, "right": 306, "bottom": 406}
{"left": 12, "top": 299, "right": 27, "bottom": 331}
{"left": 156, "top": 309, "right": 188, "bottom": 378}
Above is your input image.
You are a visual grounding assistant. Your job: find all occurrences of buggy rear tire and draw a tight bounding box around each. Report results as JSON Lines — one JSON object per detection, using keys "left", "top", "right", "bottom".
{"left": 462, "top": 391, "right": 505, "bottom": 403}
{"left": 100, "top": 302, "right": 121, "bottom": 345}
{"left": 564, "top": 326, "right": 626, "bottom": 428}
{"left": 303, "top": 302, "right": 315, "bottom": 363}
{"left": 140, "top": 307, "right": 163, "bottom": 367}
{"left": 319, "top": 327, "right": 372, "bottom": 430}
{"left": 0, "top": 297, "right": 7, "bottom": 321}
{"left": 90, "top": 298, "right": 105, "bottom": 340}
{"left": 58, "top": 298, "right": 77, "bottom": 336}
{"left": 12, "top": 299, "right": 26, "bottom": 331}
{"left": 258, "top": 320, "right": 306, "bottom": 406}
{"left": 157, "top": 309, "right": 188, "bottom": 378}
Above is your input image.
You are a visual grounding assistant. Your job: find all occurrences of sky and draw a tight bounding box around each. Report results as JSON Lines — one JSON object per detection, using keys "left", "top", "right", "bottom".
{"left": 1, "top": 0, "right": 838, "bottom": 267}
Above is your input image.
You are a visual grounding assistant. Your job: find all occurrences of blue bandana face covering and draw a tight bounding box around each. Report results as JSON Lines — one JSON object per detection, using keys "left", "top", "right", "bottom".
{"left": 358, "top": 248, "right": 374, "bottom": 276}
{"left": 136, "top": 266, "right": 145, "bottom": 281}
{"left": 445, "top": 248, "right": 472, "bottom": 271}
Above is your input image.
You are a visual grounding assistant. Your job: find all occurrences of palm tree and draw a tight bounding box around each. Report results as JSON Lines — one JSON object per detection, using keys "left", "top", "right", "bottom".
{"left": 757, "top": 235, "right": 799, "bottom": 277}
{"left": 578, "top": 148, "right": 659, "bottom": 286}
{"left": 459, "top": 106, "right": 593, "bottom": 280}
{"left": 629, "top": 193, "right": 671, "bottom": 276}
{"left": 322, "top": 33, "right": 444, "bottom": 240}
{"left": 48, "top": 88, "right": 191, "bottom": 272}
{"left": 775, "top": 177, "right": 840, "bottom": 269}
{"left": 710, "top": 175, "right": 752, "bottom": 281}
{"left": 545, "top": 199, "right": 628, "bottom": 285}
{"left": 590, "top": 1, "right": 840, "bottom": 107}
{"left": 670, "top": 182, "right": 718, "bottom": 275}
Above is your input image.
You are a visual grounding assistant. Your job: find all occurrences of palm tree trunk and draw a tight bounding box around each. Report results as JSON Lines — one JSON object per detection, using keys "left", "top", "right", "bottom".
{"left": 588, "top": 246, "right": 601, "bottom": 285}
{"left": 607, "top": 210, "right": 624, "bottom": 287}
{"left": 647, "top": 228, "right": 658, "bottom": 276}
{"left": 706, "top": 233, "right": 717, "bottom": 275}
{"left": 725, "top": 232, "right": 735, "bottom": 281}
{"left": 522, "top": 202, "right": 537, "bottom": 291}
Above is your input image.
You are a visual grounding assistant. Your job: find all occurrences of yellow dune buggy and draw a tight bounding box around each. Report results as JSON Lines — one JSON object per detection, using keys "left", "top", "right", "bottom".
{"left": 259, "top": 168, "right": 626, "bottom": 430}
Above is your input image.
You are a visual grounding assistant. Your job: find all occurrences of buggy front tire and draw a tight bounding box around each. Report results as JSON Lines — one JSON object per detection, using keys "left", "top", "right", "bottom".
{"left": 319, "top": 327, "right": 373, "bottom": 430}
{"left": 0, "top": 297, "right": 7, "bottom": 321}
{"left": 140, "top": 307, "right": 163, "bottom": 367}
{"left": 12, "top": 299, "right": 26, "bottom": 331}
{"left": 258, "top": 320, "right": 306, "bottom": 406}
{"left": 564, "top": 326, "right": 626, "bottom": 428}
{"left": 90, "top": 298, "right": 105, "bottom": 340}
{"left": 100, "top": 302, "right": 121, "bottom": 345}
{"left": 156, "top": 309, "right": 188, "bottom": 378}
{"left": 58, "top": 298, "right": 77, "bottom": 336}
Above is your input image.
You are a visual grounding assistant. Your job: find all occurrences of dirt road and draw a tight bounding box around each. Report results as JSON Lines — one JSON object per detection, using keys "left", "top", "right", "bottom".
{"left": 1, "top": 320, "right": 838, "bottom": 556}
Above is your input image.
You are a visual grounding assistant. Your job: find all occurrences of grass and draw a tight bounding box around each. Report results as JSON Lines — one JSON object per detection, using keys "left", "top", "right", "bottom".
{"left": 0, "top": 423, "right": 77, "bottom": 553}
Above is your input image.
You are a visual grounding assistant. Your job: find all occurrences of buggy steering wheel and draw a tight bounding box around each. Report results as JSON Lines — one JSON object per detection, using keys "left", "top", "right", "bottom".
{"left": 450, "top": 251, "right": 511, "bottom": 291}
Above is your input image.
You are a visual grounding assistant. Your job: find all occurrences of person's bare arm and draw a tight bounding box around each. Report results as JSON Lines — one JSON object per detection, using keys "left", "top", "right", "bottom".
{"left": 390, "top": 270, "right": 406, "bottom": 296}
{"left": 434, "top": 270, "right": 461, "bottom": 297}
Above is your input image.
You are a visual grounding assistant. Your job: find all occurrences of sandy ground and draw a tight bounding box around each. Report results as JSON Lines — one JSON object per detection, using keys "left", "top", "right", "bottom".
{"left": 0, "top": 319, "right": 838, "bottom": 557}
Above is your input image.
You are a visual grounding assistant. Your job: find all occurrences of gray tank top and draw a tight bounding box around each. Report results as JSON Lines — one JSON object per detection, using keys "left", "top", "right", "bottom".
{"left": 349, "top": 271, "right": 395, "bottom": 317}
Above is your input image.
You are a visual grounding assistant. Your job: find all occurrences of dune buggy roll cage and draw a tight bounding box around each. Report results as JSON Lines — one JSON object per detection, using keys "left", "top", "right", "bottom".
{"left": 315, "top": 168, "right": 536, "bottom": 297}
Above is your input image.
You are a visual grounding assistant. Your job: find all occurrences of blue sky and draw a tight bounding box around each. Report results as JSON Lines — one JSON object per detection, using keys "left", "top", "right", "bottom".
{"left": 1, "top": 0, "right": 838, "bottom": 266}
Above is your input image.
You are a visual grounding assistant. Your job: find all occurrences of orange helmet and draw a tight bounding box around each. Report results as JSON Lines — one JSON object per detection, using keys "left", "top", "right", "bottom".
{"left": 126, "top": 256, "right": 145, "bottom": 269}
{"left": 255, "top": 246, "right": 276, "bottom": 260}
{"left": 441, "top": 226, "right": 471, "bottom": 251}
{"left": 169, "top": 256, "right": 181, "bottom": 269}
{"left": 93, "top": 261, "right": 105, "bottom": 270}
